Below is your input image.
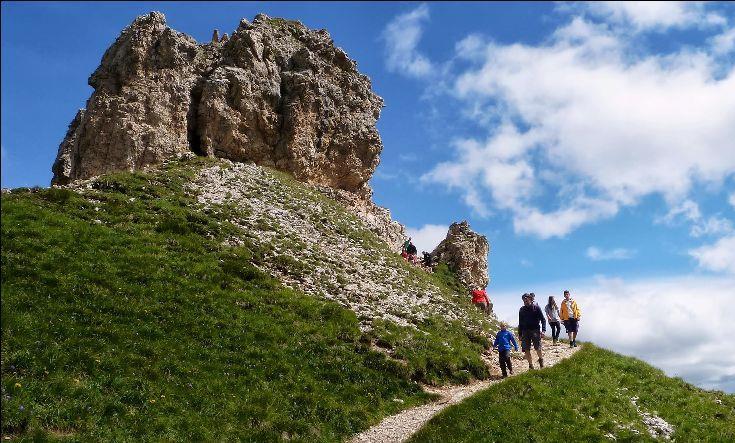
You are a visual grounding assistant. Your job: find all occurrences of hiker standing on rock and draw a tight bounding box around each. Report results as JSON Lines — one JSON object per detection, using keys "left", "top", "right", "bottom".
{"left": 493, "top": 322, "right": 518, "bottom": 378}
{"left": 560, "top": 290, "right": 581, "bottom": 347}
{"left": 545, "top": 296, "right": 562, "bottom": 345}
{"left": 518, "top": 293, "right": 546, "bottom": 369}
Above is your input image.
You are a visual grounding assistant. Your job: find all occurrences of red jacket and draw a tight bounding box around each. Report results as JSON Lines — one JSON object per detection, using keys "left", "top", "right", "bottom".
{"left": 471, "top": 289, "right": 489, "bottom": 304}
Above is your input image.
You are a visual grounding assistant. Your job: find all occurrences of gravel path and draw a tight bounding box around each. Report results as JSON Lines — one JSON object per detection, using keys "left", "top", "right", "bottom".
{"left": 351, "top": 341, "right": 580, "bottom": 443}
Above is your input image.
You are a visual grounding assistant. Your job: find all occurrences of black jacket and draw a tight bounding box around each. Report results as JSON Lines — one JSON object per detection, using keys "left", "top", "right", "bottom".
{"left": 518, "top": 304, "right": 546, "bottom": 333}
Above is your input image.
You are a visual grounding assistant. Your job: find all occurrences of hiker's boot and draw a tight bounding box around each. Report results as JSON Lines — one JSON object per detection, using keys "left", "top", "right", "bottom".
{"left": 569, "top": 341, "right": 574, "bottom": 348}
{"left": 538, "top": 358, "right": 544, "bottom": 368}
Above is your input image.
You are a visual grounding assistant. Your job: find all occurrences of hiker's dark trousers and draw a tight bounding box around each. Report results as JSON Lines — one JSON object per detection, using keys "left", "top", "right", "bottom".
{"left": 550, "top": 321, "right": 561, "bottom": 341}
{"left": 499, "top": 349, "right": 512, "bottom": 377}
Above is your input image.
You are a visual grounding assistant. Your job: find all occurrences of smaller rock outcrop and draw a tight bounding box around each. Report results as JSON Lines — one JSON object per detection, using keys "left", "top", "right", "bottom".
{"left": 431, "top": 221, "right": 489, "bottom": 289}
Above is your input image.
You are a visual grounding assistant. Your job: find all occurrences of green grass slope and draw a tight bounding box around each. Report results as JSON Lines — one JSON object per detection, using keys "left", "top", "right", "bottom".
{"left": 1, "top": 159, "right": 493, "bottom": 441}
{"left": 409, "top": 345, "right": 735, "bottom": 442}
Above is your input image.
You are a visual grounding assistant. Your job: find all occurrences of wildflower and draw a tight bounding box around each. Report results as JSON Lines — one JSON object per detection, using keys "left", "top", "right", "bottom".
{"left": 14, "top": 383, "right": 21, "bottom": 388}
{"left": 149, "top": 399, "right": 156, "bottom": 404}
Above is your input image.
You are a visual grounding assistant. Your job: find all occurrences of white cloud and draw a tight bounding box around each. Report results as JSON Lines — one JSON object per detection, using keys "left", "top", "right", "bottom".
{"left": 587, "top": 246, "right": 636, "bottom": 261}
{"left": 729, "top": 192, "right": 735, "bottom": 209}
{"left": 689, "top": 216, "right": 733, "bottom": 238}
{"left": 491, "top": 275, "right": 735, "bottom": 393}
{"left": 381, "top": 4, "right": 434, "bottom": 78}
{"left": 405, "top": 223, "right": 448, "bottom": 253}
{"left": 711, "top": 27, "right": 735, "bottom": 54}
{"left": 689, "top": 235, "right": 735, "bottom": 274}
{"left": 581, "top": 1, "right": 726, "bottom": 32}
{"left": 658, "top": 199, "right": 733, "bottom": 238}
{"left": 422, "top": 13, "right": 735, "bottom": 238}
{"left": 659, "top": 199, "right": 702, "bottom": 224}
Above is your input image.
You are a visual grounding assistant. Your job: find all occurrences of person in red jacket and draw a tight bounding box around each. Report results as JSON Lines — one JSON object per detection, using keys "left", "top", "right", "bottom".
{"left": 471, "top": 286, "right": 491, "bottom": 315}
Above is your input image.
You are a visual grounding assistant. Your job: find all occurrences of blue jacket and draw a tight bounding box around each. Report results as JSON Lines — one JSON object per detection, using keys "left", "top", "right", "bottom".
{"left": 493, "top": 329, "right": 518, "bottom": 351}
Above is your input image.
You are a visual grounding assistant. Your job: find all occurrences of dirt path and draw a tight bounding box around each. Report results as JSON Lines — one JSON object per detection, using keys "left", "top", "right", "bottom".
{"left": 351, "top": 341, "right": 580, "bottom": 443}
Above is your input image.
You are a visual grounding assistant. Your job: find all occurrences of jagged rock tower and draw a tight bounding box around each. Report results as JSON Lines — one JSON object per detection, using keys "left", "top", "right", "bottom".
{"left": 431, "top": 221, "right": 490, "bottom": 289}
{"left": 52, "top": 12, "right": 383, "bottom": 199}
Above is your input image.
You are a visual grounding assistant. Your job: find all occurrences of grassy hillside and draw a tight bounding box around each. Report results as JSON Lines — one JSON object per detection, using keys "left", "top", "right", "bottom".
{"left": 410, "top": 345, "right": 735, "bottom": 442}
{"left": 1, "top": 159, "right": 494, "bottom": 441}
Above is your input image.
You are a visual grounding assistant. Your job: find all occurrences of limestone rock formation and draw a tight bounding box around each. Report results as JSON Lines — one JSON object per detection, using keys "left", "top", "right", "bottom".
{"left": 431, "top": 221, "right": 490, "bottom": 289}
{"left": 52, "top": 12, "right": 383, "bottom": 198}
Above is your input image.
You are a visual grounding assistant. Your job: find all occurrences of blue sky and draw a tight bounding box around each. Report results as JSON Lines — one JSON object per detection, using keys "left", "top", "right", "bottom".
{"left": 3, "top": 2, "right": 735, "bottom": 392}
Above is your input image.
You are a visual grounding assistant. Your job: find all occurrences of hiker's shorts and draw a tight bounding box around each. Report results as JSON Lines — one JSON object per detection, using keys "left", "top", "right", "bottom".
{"left": 563, "top": 319, "right": 579, "bottom": 333}
{"left": 521, "top": 330, "right": 542, "bottom": 351}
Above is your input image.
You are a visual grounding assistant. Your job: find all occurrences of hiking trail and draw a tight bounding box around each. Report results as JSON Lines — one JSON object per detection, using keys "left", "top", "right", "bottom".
{"left": 351, "top": 341, "right": 580, "bottom": 443}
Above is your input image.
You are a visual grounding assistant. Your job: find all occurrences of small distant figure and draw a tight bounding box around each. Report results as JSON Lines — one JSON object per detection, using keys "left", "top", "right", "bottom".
{"left": 212, "top": 29, "right": 220, "bottom": 44}
{"left": 560, "top": 290, "right": 581, "bottom": 347}
{"left": 401, "top": 237, "right": 411, "bottom": 260}
{"left": 406, "top": 240, "right": 418, "bottom": 264}
{"left": 471, "top": 286, "right": 491, "bottom": 314}
{"left": 493, "top": 322, "right": 518, "bottom": 378}
{"left": 220, "top": 33, "right": 229, "bottom": 43}
{"left": 545, "top": 296, "right": 562, "bottom": 345}
{"left": 518, "top": 293, "right": 546, "bottom": 370}
{"left": 421, "top": 251, "right": 432, "bottom": 268}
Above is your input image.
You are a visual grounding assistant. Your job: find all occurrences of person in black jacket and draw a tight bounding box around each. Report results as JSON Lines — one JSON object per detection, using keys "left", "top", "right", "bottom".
{"left": 518, "top": 293, "right": 546, "bottom": 369}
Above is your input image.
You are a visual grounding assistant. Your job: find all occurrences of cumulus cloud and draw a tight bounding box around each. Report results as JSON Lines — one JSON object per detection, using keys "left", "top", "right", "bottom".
{"left": 491, "top": 275, "right": 735, "bottom": 393}
{"left": 579, "top": 1, "right": 726, "bottom": 32}
{"left": 420, "top": 10, "right": 735, "bottom": 238}
{"left": 587, "top": 246, "right": 636, "bottom": 261}
{"left": 689, "top": 235, "right": 735, "bottom": 274}
{"left": 381, "top": 4, "right": 434, "bottom": 78}
{"left": 729, "top": 192, "right": 735, "bottom": 209}
{"left": 658, "top": 199, "right": 733, "bottom": 238}
{"left": 405, "top": 223, "right": 448, "bottom": 253}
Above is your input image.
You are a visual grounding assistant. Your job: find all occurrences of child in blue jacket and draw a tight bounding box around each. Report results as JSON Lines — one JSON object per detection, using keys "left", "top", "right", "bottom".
{"left": 493, "top": 322, "right": 519, "bottom": 378}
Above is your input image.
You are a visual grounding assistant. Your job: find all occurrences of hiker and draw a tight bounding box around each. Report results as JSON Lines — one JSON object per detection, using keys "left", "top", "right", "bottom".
{"left": 492, "top": 322, "right": 518, "bottom": 378}
{"left": 518, "top": 293, "right": 546, "bottom": 369}
{"left": 401, "top": 237, "right": 411, "bottom": 261}
{"left": 545, "top": 296, "right": 562, "bottom": 345}
{"left": 529, "top": 292, "right": 540, "bottom": 308}
{"left": 471, "top": 286, "right": 491, "bottom": 314}
{"left": 560, "top": 290, "right": 581, "bottom": 347}
{"left": 406, "top": 240, "right": 418, "bottom": 263}
{"left": 422, "top": 251, "right": 432, "bottom": 268}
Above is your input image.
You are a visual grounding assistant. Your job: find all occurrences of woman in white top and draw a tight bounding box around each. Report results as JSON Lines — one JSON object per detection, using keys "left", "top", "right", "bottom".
{"left": 545, "top": 296, "right": 561, "bottom": 345}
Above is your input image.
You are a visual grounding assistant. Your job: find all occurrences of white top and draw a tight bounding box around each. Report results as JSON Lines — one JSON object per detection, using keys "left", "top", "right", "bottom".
{"left": 545, "top": 303, "right": 560, "bottom": 322}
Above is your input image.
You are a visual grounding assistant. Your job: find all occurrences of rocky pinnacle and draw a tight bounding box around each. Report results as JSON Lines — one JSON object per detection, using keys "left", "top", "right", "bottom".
{"left": 52, "top": 12, "right": 384, "bottom": 198}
